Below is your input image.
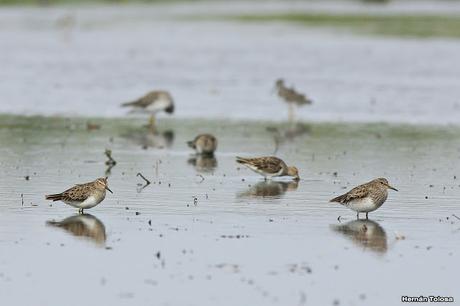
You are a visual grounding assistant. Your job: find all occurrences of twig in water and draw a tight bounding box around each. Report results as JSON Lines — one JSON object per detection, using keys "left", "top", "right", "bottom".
{"left": 196, "top": 174, "right": 205, "bottom": 183}
{"left": 452, "top": 214, "right": 460, "bottom": 221}
{"left": 105, "top": 164, "right": 115, "bottom": 176}
{"left": 21, "top": 194, "right": 24, "bottom": 206}
{"left": 137, "top": 173, "right": 151, "bottom": 185}
{"left": 136, "top": 173, "right": 151, "bottom": 193}
{"left": 105, "top": 149, "right": 117, "bottom": 166}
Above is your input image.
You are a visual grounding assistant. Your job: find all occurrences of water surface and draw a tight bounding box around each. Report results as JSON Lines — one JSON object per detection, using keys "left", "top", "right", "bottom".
{"left": 0, "top": 116, "right": 458, "bottom": 306}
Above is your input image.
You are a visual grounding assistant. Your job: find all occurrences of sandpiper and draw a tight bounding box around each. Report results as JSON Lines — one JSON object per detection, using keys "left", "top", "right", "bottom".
{"left": 45, "top": 177, "right": 113, "bottom": 214}
{"left": 187, "top": 134, "right": 217, "bottom": 155}
{"left": 330, "top": 178, "right": 398, "bottom": 219}
{"left": 121, "top": 90, "right": 174, "bottom": 128}
{"left": 275, "top": 79, "right": 312, "bottom": 122}
{"left": 236, "top": 156, "right": 300, "bottom": 181}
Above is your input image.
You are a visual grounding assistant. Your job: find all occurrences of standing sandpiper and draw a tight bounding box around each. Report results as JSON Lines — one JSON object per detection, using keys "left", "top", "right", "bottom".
{"left": 275, "top": 79, "right": 312, "bottom": 122}
{"left": 236, "top": 156, "right": 300, "bottom": 181}
{"left": 45, "top": 177, "right": 113, "bottom": 214}
{"left": 121, "top": 90, "right": 174, "bottom": 129}
{"left": 187, "top": 134, "right": 218, "bottom": 155}
{"left": 330, "top": 178, "right": 398, "bottom": 219}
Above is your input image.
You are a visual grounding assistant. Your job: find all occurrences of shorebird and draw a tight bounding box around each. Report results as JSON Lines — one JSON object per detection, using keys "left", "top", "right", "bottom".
{"left": 47, "top": 214, "right": 106, "bottom": 245}
{"left": 236, "top": 156, "right": 300, "bottom": 181}
{"left": 187, "top": 134, "right": 217, "bottom": 155}
{"left": 121, "top": 90, "right": 174, "bottom": 129}
{"left": 330, "top": 178, "right": 398, "bottom": 219}
{"left": 275, "top": 79, "right": 312, "bottom": 122}
{"left": 45, "top": 177, "right": 113, "bottom": 214}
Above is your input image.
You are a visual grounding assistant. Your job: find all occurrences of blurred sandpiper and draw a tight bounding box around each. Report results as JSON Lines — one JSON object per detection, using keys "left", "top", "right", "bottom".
{"left": 330, "top": 178, "right": 398, "bottom": 219}
{"left": 275, "top": 79, "right": 312, "bottom": 122}
{"left": 236, "top": 156, "right": 299, "bottom": 181}
{"left": 187, "top": 134, "right": 218, "bottom": 155}
{"left": 121, "top": 90, "right": 174, "bottom": 129}
{"left": 45, "top": 177, "right": 113, "bottom": 214}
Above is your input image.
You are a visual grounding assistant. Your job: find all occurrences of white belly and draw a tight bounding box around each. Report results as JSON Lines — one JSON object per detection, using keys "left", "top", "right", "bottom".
{"left": 248, "top": 165, "right": 284, "bottom": 178}
{"left": 346, "top": 197, "right": 378, "bottom": 213}
{"left": 147, "top": 98, "right": 171, "bottom": 113}
{"left": 63, "top": 195, "right": 103, "bottom": 209}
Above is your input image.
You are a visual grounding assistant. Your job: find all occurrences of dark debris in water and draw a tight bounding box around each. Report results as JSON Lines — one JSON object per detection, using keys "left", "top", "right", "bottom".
{"left": 220, "top": 234, "right": 249, "bottom": 239}
{"left": 104, "top": 149, "right": 117, "bottom": 166}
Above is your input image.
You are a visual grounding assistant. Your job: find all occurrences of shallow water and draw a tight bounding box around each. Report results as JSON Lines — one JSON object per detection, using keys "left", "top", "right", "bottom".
{"left": 0, "top": 116, "right": 459, "bottom": 306}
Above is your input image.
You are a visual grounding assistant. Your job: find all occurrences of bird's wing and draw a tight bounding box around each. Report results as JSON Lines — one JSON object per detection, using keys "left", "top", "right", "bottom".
{"left": 286, "top": 87, "right": 311, "bottom": 105}
{"left": 61, "top": 182, "right": 93, "bottom": 202}
{"left": 238, "top": 156, "right": 284, "bottom": 174}
{"left": 331, "top": 183, "right": 370, "bottom": 204}
{"left": 344, "top": 184, "right": 370, "bottom": 201}
{"left": 122, "top": 92, "right": 157, "bottom": 108}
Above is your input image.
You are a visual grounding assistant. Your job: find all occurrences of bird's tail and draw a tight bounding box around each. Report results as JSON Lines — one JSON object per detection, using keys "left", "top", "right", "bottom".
{"left": 46, "top": 220, "right": 60, "bottom": 227}
{"left": 187, "top": 140, "right": 195, "bottom": 149}
{"left": 45, "top": 193, "right": 63, "bottom": 201}
{"left": 236, "top": 156, "right": 250, "bottom": 164}
{"left": 330, "top": 194, "right": 346, "bottom": 203}
{"left": 299, "top": 94, "right": 313, "bottom": 105}
{"left": 121, "top": 100, "right": 136, "bottom": 107}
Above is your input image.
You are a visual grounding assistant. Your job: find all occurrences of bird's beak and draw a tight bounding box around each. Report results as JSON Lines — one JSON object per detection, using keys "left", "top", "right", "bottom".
{"left": 388, "top": 184, "right": 398, "bottom": 191}
{"left": 106, "top": 186, "right": 113, "bottom": 194}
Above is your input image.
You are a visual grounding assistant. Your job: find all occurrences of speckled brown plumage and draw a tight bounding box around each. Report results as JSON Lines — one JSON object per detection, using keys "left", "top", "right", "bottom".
{"left": 237, "top": 156, "right": 284, "bottom": 174}
{"left": 236, "top": 156, "right": 299, "bottom": 180}
{"left": 187, "top": 134, "right": 218, "bottom": 155}
{"left": 331, "top": 178, "right": 390, "bottom": 204}
{"left": 275, "top": 79, "right": 312, "bottom": 106}
{"left": 121, "top": 90, "right": 174, "bottom": 113}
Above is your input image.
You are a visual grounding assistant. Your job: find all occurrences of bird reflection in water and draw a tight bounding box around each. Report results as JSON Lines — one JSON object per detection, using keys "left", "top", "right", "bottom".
{"left": 187, "top": 155, "right": 218, "bottom": 173}
{"left": 238, "top": 180, "right": 298, "bottom": 198}
{"left": 331, "top": 219, "right": 387, "bottom": 254}
{"left": 122, "top": 128, "right": 174, "bottom": 149}
{"left": 266, "top": 123, "right": 311, "bottom": 154}
{"left": 46, "top": 214, "right": 106, "bottom": 246}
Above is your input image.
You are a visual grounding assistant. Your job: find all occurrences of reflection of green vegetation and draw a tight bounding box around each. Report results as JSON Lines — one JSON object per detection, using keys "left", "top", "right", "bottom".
{"left": 232, "top": 13, "right": 460, "bottom": 38}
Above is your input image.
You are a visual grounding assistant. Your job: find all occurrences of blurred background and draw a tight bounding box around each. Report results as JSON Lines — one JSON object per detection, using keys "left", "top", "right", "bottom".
{"left": 1, "top": 0, "right": 460, "bottom": 124}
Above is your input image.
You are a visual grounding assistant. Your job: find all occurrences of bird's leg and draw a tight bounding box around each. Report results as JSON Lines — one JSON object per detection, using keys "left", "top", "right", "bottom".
{"left": 288, "top": 103, "right": 295, "bottom": 123}
{"left": 148, "top": 115, "right": 156, "bottom": 133}
{"left": 79, "top": 208, "right": 84, "bottom": 214}
{"left": 356, "top": 212, "right": 359, "bottom": 220}
{"left": 366, "top": 212, "right": 369, "bottom": 219}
